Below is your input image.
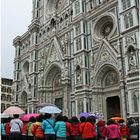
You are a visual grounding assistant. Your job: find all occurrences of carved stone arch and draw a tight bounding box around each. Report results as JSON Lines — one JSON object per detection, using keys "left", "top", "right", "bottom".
{"left": 94, "top": 64, "right": 120, "bottom": 86}
{"left": 21, "top": 91, "right": 28, "bottom": 105}
{"left": 44, "top": 62, "right": 62, "bottom": 87}
{"left": 23, "top": 60, "right": 29, "bottom": 74}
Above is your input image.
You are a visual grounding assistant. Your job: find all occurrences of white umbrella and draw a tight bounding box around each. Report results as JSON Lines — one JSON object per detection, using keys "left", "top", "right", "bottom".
{"left": 39, "top": 105, "right": 62, "bottom": 114}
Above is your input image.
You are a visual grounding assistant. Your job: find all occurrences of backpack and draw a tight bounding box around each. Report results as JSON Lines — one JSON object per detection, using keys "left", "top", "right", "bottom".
{"left": 27, "top": 122, "right": 33, "bottom": 136}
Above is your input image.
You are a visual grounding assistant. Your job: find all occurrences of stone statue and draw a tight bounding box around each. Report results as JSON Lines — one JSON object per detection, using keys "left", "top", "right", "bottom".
{"left": 24, "top": 74, "right": 31, "bottom": 91}
{"left": 129, "top": 55, "right": 136, "bottom": 69}
{"left": 61, "top": 34, "right": 68, "bottom": 55}
{"left": 129, "top": 50, "right": 137, "bottom": 70}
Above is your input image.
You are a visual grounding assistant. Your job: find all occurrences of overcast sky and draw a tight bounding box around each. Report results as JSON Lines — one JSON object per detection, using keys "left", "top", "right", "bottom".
{"left": 1, "top": 0, "right": 32, "bottom": 79}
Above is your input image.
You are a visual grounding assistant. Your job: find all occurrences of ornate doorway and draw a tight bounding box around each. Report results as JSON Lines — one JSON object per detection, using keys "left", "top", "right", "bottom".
{"left": 55, "top": 98, "right": 63, "bottom": 110}
{"left": 94, "top": 65, "right": 121, "bottom": 119}
{"left": 106, "top": 96, "right": 120, "bottom": 119}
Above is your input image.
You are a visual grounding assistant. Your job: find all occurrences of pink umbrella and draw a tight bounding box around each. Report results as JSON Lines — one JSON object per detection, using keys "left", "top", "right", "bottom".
{"left": 21, "top": 114, "right": 40, "bottom": 121}
{"left": 3, "top": 106, "right": 25, "bottom": 115}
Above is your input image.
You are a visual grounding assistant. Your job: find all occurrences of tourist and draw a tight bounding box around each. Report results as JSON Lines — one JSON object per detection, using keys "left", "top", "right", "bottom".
{"left": 71, "top": 116, "right": 81, "bottom": 140}
{"left": 9, "top": 114, "right": 23, "bottom": 140}
{"left": 127, "top": 119, "right": 139, "bottom": 140}
{"left": 31, "top": 115, "right": 44, "bottom": 140}
{"left": 27, "top": 116, "right": 36, "bottom": 140}
{"left": 54, "top": 115, "right": 66, "bottom": 140}
{"left": 80, "top": 116, "right": 96, "bottom": 140}
{"left": 1, "top": 118, "right": 6, "bottom": 140}
{"left": 42, "top": 113, "right": 55, "bottom": 140}
{"left": 106, "top": 119, "right": 121, "bottom": 140}
{"left": 96, "top": 120, "right": 107, "bottom": 140}
{"left": 118, "top": 119, "right": 128, "bottom": 140}
{"left": 21, "top": 120, "right": 28, "bottom": 140}
{"left": 63, "top": 116, "right": 73, "bottom": 140}
{"left": 5, "top": 117, "right": 12, "bottom": 140}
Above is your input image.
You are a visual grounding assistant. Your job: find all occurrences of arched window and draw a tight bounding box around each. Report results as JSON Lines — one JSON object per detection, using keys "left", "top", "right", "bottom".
{"left": 21, "top": 92, "right": 27, "bottom": 105}
{"left": 7, "top": 88, "right": 11, "bottom": 93}
{"left": 133, "top": 94, "right": 138, "bottom": 112}
{"left": 16, "top": 94, "right": 18, "bottom": 102}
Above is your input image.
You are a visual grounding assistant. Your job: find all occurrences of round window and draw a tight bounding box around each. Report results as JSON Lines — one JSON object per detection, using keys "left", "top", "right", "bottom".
{"left": 101, "top": 21, "right": 113, "bottom": 37}
{"left": 92, "top": 13, "right": 116, "bottom": 42}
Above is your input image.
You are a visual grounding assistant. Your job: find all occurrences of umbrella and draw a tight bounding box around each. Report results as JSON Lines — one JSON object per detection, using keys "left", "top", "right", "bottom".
{"left": 39, "top": 105, "right": 62, "bottom": 114}
{"left": 0, "top": 113, "right": 13, "bottom": 118}
{"left": 79, "top": 112, "right": 90, "bottom": 118}
{"left": 3, "top": 106, "right": 25, "bottom": 115}
{"left": 21, "top": 113, "right": 40, "bottom": 121}
{"left": 110, "top": 117, "right": 125, "bottom": 122}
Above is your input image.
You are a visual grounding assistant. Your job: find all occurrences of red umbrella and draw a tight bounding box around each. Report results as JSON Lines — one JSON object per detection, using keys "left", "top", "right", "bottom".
{"left": 21, "top": 114, "right": 40, "bottom": 121}
{"left": 3, "top": 106, "right": 25, "bottom": 115}
{"left": 110, "top": 117, "right": 125, "bottom": 122}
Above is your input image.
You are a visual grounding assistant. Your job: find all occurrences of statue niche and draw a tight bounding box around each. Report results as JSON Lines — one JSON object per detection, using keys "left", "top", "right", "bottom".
{"left": 127, "top": 46, "right": 137, "bottom": 70}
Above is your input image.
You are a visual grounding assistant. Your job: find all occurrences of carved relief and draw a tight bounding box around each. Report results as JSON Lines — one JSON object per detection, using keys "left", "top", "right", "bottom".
{"left": 126, "top": 34, "right": 136, "bottom": 45}
{"left": 76, "top": 65, "right": 82, "bottom": 83}
{"left": 129, "top": 53, "right": 137, "bottom": 70}
{"left": 100, "top": 51, "right": 109, "bottom": 62}
{"left": 48, "top": 45, "right": 59, "bottom": 64}
{"left": 127, "top": 46, "right": 137, "bottom": 70}
{"left": 61, "top": 34, "right": 68, "bottom": 55}
{"left": 105, "top": 71, "right": 118, "bottom": 86}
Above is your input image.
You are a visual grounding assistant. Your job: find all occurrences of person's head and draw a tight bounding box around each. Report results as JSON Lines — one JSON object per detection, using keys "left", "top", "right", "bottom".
{"left": 13, "top": 114, "right": 19, "bottom": 118}
{"left": 118, "top": 119, "right": 125, "bottom": 123}
{"left": 87, "top": 116, "right": 94, "bottom": 124}
{"left": 90, "top": 116, "right": 96, "bottom": 124}
{"left": 107, "top": 119, "right": 115, "bottom": 125}
{"left": 44, "top": 113, "right": 52, "bottom": 119}
{"left": 80, "top": 116, "right": 86, "bottom": 123}
{"left": 29, "top": 116, "right": 36, "bottom": 122}
{"left": 36, "top": 116, "right": 42, "bottom": 122}
{"left": 39, "top": 114, "right": 45, "bottom": 120}
{"left": 56, "top": 114, "right": 63, "bottom": 122}
{"left": 71, "top": 116, "right": 79, "bottom": 123}
{"left": 63, "top": 116, "right": 69, "bottom": 122}
{"left": 97, "top": 120, "right": 105, "bottom": 126}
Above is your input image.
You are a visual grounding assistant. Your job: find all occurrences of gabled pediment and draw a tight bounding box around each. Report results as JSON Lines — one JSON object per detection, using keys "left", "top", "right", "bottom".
{"left": 94, "top": 39, "right": 119, "bottom": 72}
{"left": 45, "top": 36, "right": 64, "bottom": 66}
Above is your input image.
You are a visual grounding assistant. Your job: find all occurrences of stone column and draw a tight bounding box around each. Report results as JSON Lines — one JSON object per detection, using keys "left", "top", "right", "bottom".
{"left": 83, "top": 97, "right": 87, "bottom": 112}
{"left": 62, "top": 82, "right": 70, "bottom": 116}
{"left": 128, "top": 90, "right": 132, "bottom": 114}
{"left": 120, "top": 81, "right": 126, "bottom": 118}
{"left": 75, "top": 100, "right": 78, "bottom": 117}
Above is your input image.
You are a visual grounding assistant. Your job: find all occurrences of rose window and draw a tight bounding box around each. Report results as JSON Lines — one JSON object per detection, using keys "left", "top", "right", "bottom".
{"left": 92, "top": 13, "right": 116, "bottom": 41}
{"left": 101, "top": 21, "right": 113, "bottom": 37}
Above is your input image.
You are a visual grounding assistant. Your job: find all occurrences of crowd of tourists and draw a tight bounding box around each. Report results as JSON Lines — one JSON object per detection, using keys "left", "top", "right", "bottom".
{"left": 1, "top": 113, "right": 139, "bottom": 140}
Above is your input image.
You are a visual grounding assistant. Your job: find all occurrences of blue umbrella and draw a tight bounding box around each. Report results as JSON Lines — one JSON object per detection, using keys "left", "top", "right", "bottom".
{"left": 79, "top": 112, "right": 90, "bottom": 118}
{"left": 39, "top": 105, "right": 62, "bottom": 114}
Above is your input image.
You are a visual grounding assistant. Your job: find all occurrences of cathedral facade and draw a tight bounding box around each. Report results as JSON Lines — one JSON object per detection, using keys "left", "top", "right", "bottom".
{"left": 13, "top": 0, "right": 139, "bottom": 120}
